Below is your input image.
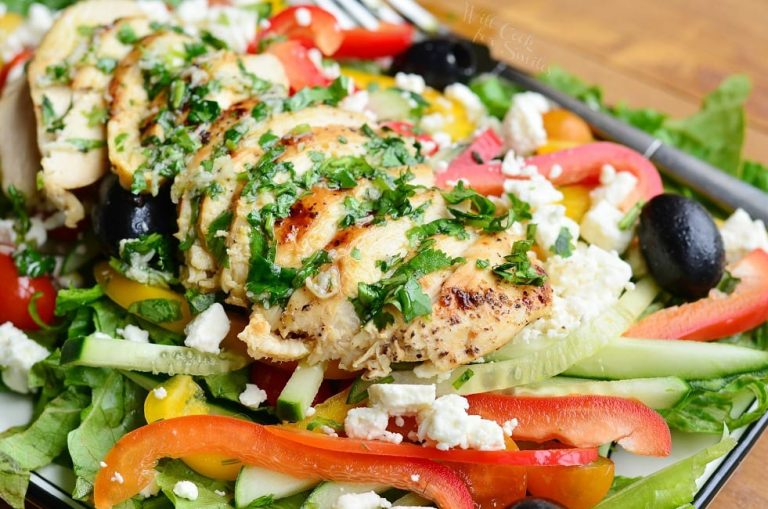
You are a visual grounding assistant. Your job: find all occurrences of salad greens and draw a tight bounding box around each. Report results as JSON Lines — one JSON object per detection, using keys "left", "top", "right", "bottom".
{"left": 595, "top": 435, "right": 736, "bottom": 508}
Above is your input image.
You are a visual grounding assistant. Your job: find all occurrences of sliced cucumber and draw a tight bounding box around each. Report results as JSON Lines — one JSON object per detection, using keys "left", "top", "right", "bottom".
{"left": 277, "top": 362, "right": 326, "bottom": 422}
{"left": 507, "top": 376, "right": 690, "bottom": 409}
{"left": 301, "top": 482, "right": 388, "bottom": 509}
{"left": 234, "top": 466, "right": 318, "bottom": 508}
{"left": 367, "top": 89, "right": 413, "bottom": 121}
{"left": 61, "top": 336, "right": 248, "bottom": 375}
{"left": 565, "top": 338, "right": 768, "bottom": 380}
{"left": 392, "top": 278, "right": 659, "bottom": 395}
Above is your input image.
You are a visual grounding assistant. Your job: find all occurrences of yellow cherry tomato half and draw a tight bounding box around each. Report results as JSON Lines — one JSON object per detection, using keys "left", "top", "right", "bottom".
{"left": 536, "top": 139, "right": 582, "bottom": 155}
{"left": 94, "top": 262, "right": 192, "bottom": 333}
{"left": 542, "top": 109, "right": 593, "bottom": 144}
{"left": 144, "top": 375, "right": 243, "bottom": 480}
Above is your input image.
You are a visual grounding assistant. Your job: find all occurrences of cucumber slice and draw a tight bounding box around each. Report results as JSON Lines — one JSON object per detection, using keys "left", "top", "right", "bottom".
{"left": 277, "top": 362, "right": 326, "bottom": 422}
{"left": 392, "top": 278, "right": 659, "bottom": 395}
{"left": 367, "top": 89, "right": 413, "bottom": 121}
{"left": 61, "top": 336, "right": 248, "bottom": 375}
{"left": 565, "top": 338, "right": 768, "bottom": 380}
{"left": 507, "top": 376, "right": 691, "bottom": 409}
{"left": 234, "top": 466, "right": 318, "bottom": 508}
{"left": 301, "top": 482, "right": 388, "bottom": 509}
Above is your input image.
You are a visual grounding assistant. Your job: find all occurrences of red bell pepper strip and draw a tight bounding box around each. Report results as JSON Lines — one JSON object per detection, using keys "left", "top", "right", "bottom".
{"left": 625, "top": 249, "right": 768, "bottom": 340}
{"left": 437, "top": 136, "right": 663, "bottom": 206}
{"left": 265, "top": 40, "right": 329, "bottom": 92}
{"left": 266, "top": 426, "right": 599, "bottom": 466}
{"left": 333, "top": 23, "right": 415, "bottom": 59}
{"left": 0, "top": 48, "right": 34, "bottom": 94}
{"left": 466, "top": 394, "right": 672, "bottom": 457}
{"left": 263, "top": 6, "right": 344, "bottom": 56}
{"left": 93, "top": 415, "right": 473, "bottom": 509}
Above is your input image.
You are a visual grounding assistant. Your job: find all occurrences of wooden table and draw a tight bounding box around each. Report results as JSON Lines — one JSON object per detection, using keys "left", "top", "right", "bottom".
{"left": 423, "top": 1, "right": 767, "bottom": 507}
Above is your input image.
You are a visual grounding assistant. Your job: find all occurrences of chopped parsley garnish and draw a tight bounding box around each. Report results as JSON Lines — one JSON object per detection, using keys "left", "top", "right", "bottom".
{"left": 185, "top": 288, "right": 217, "bottom": 315}
{"left": 347, "top": 375, "right": 395, "bottom": 405}
{"left": 406, "top": 218, "right": 468, "bottom": 247}
{"left": 717, "top": 270, "right": 741, "bottom": 295}
{"left": 351, "top": 246, "right": 465, "bottom": 329}
{"left": 452, "top": 368, "right": 475, "bottom": 390}
{"left": 319, "top": 156, "right": 375, "bottom": 189}
{"left": 44, "top": 63, "right": 70, "bottom": 85}
{"left": 340, "top": 196, "right": 373, "bottom": 227}
{"left": 286, "top": 76, "right": 350, "bottom": 111}
{"left": 550, "top": 227, "right": 574, "bottom": 258}
{"left": 67, "top": 138, "right": 105, "bottom": 153}
{"left": 363, "top": 125, "right": 423, "bottom": 168}
{"left": 442, "top": 181, "right": 519, "bottom": 233}
{"left": 201, "top": 30, "right": 228, "bottom": 50}
{"left": 114, "top": 133, "right": 128, "bottom": 152}
{"left": 351, "top": 247, "right": 362, "bottom": 260}
{"left": 13, "top": 248, "right": 56, "bottom": 277}
{"left": 306, "top": 417, "right": 343, "bottom": 432}
{"left": 179, "top": 194, "right": 202, "bottom": 251}
{"left": 116, "top": 25, "right": 138, "bottom": 45}
{"left": 251, "top": 102, "right": 269, "bottom": 122}
{"left": 169, "top": 79, "right": 187, "bottom": 110}
{"left": 41, "top": 95, "right": 66, "bottom": 132}
{"left": 205, "top": 210, "right": 233, "bottom": 265}
{"left": 128, "top": 298, "right": 182, "bottom": 324}
{"left": 95, "top": 57, "right": 117, "bottom": 74}
{"left": 619, "top": 200, "right": 645, "bottom": 231}
{"left": 475, "top": 259, "right": 490, "bottom": 269}
{"left": 109, "top": 233, "right": 178, "bottom": 287}
{"left": 4, "top": 185, "right": 30, "bottom": 236}
{"left": 492, "top": 240, "right": 547, "bottom": 286}
{"left": 187, "top": 98, "right": 221, "bottom": 125}
{"left": 83, "top": 106, "right": 108, "bottom": 128}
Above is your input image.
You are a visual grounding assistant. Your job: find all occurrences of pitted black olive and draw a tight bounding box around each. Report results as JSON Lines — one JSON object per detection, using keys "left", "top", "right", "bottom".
{"left": 506, "top": 497, "right": 565, "bottom": 509}
{"left": 638, "top": 193, "right": 725, "bottom": 299}
{"left": 389, "top": 38, "right": 492, "bottom": 90}
{"left": 92, "top": 175, "right": 177, "bottom": 255}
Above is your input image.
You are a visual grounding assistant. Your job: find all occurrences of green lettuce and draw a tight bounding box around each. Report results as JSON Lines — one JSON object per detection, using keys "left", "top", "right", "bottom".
{"left": 203, "top": 368, "right": 249, "bottom": 403}
{"left": 595, "top": 436, "right": 736, "bottom": 509}
{"left": 155, "top": 459, "right": 232, "bottom": 509}
{"left": 66, "top": 369, "right": 146, "bottom": 499}
{"left": 0, "top": 387, "right": 89, "bottom": 508}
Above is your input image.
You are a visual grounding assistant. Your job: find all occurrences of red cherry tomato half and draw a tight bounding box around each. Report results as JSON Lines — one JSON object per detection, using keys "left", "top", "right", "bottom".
{"left": 264, "top": 6, "right": 343, "bottom": 56}
{"left": 265, "top": 40, "right": 330, "bottom": 92}
{"left": 333, "top": 23, "right": 415, "bottom": 59}
{"left": 0, "top": 253, "right": 56, "bottom": 330}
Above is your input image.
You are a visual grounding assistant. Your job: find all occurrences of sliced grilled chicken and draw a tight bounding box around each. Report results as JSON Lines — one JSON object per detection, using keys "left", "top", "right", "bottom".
{"left": 108, "top": 31, "right": 288, "bottom": 193}
{"left": 27, "top": 1, "right": 147, "bottom": 226}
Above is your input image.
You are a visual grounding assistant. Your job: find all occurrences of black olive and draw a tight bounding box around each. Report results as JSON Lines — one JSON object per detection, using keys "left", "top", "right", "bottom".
{"left": 638, "top": 194, "right": 725, "bottom": 299}
{"left": 389, "top": 38, "right": 493, "bottom": 90}
{"left": 92, "top": 175, "right": 177, "bottom": 255}
{"left": 506, "top": 497, "right": 565, "bottom": 509}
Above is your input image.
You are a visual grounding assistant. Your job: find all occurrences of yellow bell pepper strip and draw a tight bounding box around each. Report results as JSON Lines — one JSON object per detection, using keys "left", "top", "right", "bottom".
{"left": 341, "top": 68, "right": 475, "bottom": 141}
{"left": 144, "top": 375, "right": 243, "bottom": 480}
{"left": 93, "top": 415, "right": 475, "bottom": 509}
{"left": 94, "top": 262, "right": 191, "bottom": 333}
{"left": 559, "top": 184, "right": 592, "bottom": 222}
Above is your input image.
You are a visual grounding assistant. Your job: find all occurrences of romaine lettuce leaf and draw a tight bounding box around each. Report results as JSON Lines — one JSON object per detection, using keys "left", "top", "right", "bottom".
{"left": 155, "top": 459, "right": 232, "bottom": 509}
{"left": 594, "top": 436, "right": 736, "bottom": 509}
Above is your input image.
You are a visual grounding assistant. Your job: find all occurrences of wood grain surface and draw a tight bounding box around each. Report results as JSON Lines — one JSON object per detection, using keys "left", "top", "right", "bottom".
{"left": 422, "top": 1, "right": 767, "bottom": 507}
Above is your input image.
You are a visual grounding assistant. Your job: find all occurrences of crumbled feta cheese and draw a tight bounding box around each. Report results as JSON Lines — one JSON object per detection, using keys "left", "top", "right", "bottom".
{"left": 413, "top": 362, "right": 452, "bottom": 382}
{"left": 549, "top": 164, "right": 563, "bottom": 179}
{"left": 394, "top": 416, "right": 405, "bottom": 427}
{"left": 111, "top": 472, "right": 124, "bottom": 484}
{"left": 420, "top": 113, "right": 446, "bottom": 133}
{"left": 517, "top": 244, "right": 632, "bottom": 343}
{"left": 26, "top": 217, "right": 47, "bottom": 248}
{"left": 99, "top": 461, "right": 108, "bottom": 468}
{"left": 344, "top": 407, "right": 403, "bottom": 444}
{"left": 532, "top": 204, "right": 580, "bottom": 252}
{"left": 319, "top": 425, "right": 338, "bottom": 437}
{"left": 432, "top": 132, "right": 452, "bottom": 150}
{"left": 294, "top": 7, "right": 312, "bottom": 26}
{"left": 503, "top": 175, "right": 562, "bottom": 210}
{"left": 173, "top": 480, "right": 199, "bottom": 501}
{"left": 120, "top": 324, "right": 150, "bottom": 343}
{"left": 444, "top": 83, "right": 486, "bottom": 123}
{"left": 138, "top": 471, "right": 160, "bottom": 498}
{"left": 153, "top": 386, "right": 168, "bottom": 400}
{"left": 502, "top": 418, "right": 519, "bottom": 437}
{"left": 184, "top": 303, "right": 230, "bottom": 353}
{"left": 720, "top": 208, "right": 768, "bottom": 263}
{"left": 410, "top": 474, "right": 420, "bottom": 482}
{"left": 335, "top": 491, "right": 392, "bottom": 509}
{"left": 501, "top": 150, "right": 538, "bottom": 178}
{"left": 0, "top": 322, "right": 49, "bottom": 393}
{"left": 175, "top": 0, "right": 258, "bottom": 53}
{"left": 416, "top": 394, "right": 505, "bottom": 451}
{"left": 580, "top": 200, "right": 633, "bottom": 253}
{"left": 368, "top": 384, "right": 436, "bottom": 415}
{"left": 137, "top": 0, "right": 173, "bottom": 22}
{"left": 395, "top": 72, "right": 426, "bottom": 94}
{"left": 590, "top": 167, "right": 638, "bottom": 206}
{"left": 306, "top": 406, "right": 316, "bottom": 417}
{"left": 339, "top": 90, "right": 370, "bottom": 114}
{"left": 501, "top": 92, "right": 550, "bottom": 155}
{"left": 239, "top": 383, "right": 268, "bottom": 409}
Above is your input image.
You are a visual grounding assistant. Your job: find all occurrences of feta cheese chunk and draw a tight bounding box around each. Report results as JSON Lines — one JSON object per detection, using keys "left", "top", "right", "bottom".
{"left": 395, "top": 72, "right": 426, "bottom": 94}
{"left": 532, "top": 204, "right": 580, "bottom": 253}
{"left": 120, "top": 324, "right": 150, "bottom": 343}
{"left": 444, "top": 83, "right": 486, "bottom": 123}
{"left": 416, "top": 394, "right": 505, "bottom": 451}
{"left": 580, "top": 200, "right": 633, "bottom": 253}
{"left": 335, "top": 491, "right": 392, "bottom": 509}
{"left": 590, "top": 166, "right": 638, "bottom": 206}
{"left": 173, "top": 480, "right": 199, "bottom": 501}
{"left": 344, "top": 407, "right": 403, "bottom": 444}
{"left": 503, "top": 176, "right": 562, "bottom": 210}
{"left": 0, "top": 322, "right": 49, "bottom": 393}
{"left": 184, "top": 303, "right": 230, "bottom": 353}
{"left": 294, "top": 7, "right": 312, "bottom": 27}
{"left": 720, "top": 208, "right": 768, "bottom": 263}
{"left": 501, "top": 92, "right": 550, "bottom": 155}
{"left": 239, "top": 383, "right": 268, "bottom": 409}
{"left": 368, "top": 384, "right": 436, "bottom": 415}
